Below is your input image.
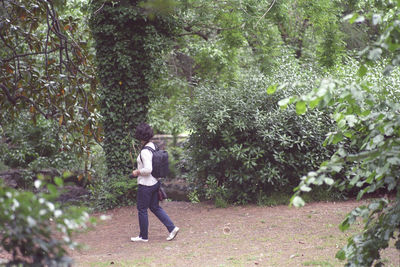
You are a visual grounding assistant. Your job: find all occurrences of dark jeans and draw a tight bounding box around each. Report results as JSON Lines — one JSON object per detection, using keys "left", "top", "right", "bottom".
{"left": 137, "top": 182, "right": 175, "bottom": 239}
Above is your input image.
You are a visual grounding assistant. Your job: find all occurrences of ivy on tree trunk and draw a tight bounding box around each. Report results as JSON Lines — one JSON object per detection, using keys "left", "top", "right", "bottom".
{"left": 89, "top": 0, "right": 177, "bottom": 178}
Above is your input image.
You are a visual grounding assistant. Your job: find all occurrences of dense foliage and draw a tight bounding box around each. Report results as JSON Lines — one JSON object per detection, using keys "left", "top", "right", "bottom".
{"left": 283, "top": 5, "right": 400, "bottom": 266}
{"left": 0, "top": 0, "right": 100, "bottom": 159}
{"left": 0, "top": 114, "right": 78, "bottom": 170}
{"left": 0, "top": 176, "right": 91, "bottom": 266}
{"left": 184, "top": 58, "right": 337, "bottom": 205}
{"left": 146, "top": 0, "right": 353, "bottom": 136}
{"left": 0, "top": 0, "right": 96, "bottom": 263}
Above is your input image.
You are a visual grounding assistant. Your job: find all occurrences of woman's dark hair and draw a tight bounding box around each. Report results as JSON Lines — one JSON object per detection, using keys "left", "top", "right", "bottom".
{"left": 135, "top": 123, "right": 154, "bottom": 142}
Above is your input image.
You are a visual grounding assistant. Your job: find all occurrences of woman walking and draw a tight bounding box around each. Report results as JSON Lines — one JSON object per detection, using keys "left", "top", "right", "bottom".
{"left": 130, "top": 122, "right": 179, "bottom": 242}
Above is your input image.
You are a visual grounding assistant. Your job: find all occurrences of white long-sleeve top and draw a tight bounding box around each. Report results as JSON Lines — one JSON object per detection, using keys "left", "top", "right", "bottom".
{"left": 137, "top": 142, "right": 158, "bottom": 186}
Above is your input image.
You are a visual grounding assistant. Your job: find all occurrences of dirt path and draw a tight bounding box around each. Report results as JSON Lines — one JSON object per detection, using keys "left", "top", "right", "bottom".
{"left": 70, "top": 200, "right": 399, "bottom": 267}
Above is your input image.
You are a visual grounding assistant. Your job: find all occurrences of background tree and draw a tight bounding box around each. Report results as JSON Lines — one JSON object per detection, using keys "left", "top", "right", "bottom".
{"left": 88, "top": 0, "right": 179, "bottom": 207}
{"left": 0, "top": 0, "right": 100, "bottom": 177}
{"left": 0, "top": 0, "right": 94, "bottom": 264}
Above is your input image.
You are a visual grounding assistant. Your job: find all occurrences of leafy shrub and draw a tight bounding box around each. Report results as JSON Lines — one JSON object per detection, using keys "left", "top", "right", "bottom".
{"left": 147, "top": 70, "right": 188, "bottom": 137}
{"left": 0, "top": 176, "right": 91, "bottom": 266}
{"left": 148, "top": 96, "right": 187, "bottom": 136}
{"left": 167, "top": 145, "right": 186, "bottom": 179}
{"left": 0, "top": 114, "right": 79, "bottom": 171}
{"left": 88, "top": 175, "right": 138, "bottom": 211}
{"left": 284, "top": 11, "right": 400, "bottom": 261}
{"left": 286, "top": 66, "right": 400, "bottom": 265}
{"left": 184, "top": 64, "right": 337, "bottom": 204}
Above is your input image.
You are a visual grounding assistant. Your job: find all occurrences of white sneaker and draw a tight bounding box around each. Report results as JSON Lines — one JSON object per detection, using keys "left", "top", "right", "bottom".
{"left": 166, "top": 227, "right": 179, "bottom": 241}
{"left": 130, "top": 236, "right": 148, "bottom": 242}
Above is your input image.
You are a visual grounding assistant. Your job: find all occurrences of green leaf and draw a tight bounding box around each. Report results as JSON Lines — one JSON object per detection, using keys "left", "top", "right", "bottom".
{"left": 343, "top": 13, "right": 356, "bottom": 23}
{"left": 372, "top": 14, "right": 381, "bottom": 25}
{"left": 387, "top": 157, "right": 400, "bottom": 165}
{"left": 344, "top": 131, "right": 353, "bottom": 138}
{"left": 266, "top": 84, "right": 277, "bottom": 95}
{"left": 360, "top": 110, "right": 371, "bottom": 117}
{"left": 368, "top": 48, "right": 382, "bottom": 61}
{"left": 372, "top": 134, "right": 384, "bottom": 145}
{"left": 345, "top": 115, "right": 357, "bottom": 127}
{"left": 47, "top": 184, "right": 58, "bottom": 197}
{"left": 63, "top": 171, "right": 72, "bottom": 179}
{"left": 336, "top": 249, "right": 346, "bottom": 260}
{"left": 300, "top": 185, "right": 312, "bottom": 192}
{"left": 296, "top": 101, "right": 307, "bottom": 115}
{"left": 309, "top": 98, "right": 321, "bottom": 109}
{"left": 278, "top": 97, "right": 291, "bottom": 109}
{"left": 331, "top": 164, "right": 343, "bottom": 173}
{"left": 332, "top": 133, "right": 343, "bottom": 145}
{"left": 54, "top": 177, "right": 63, "bottom": 187}
{"left": 339, "top": 218, "right": 350, "bottom": 232}
{"left": 345, "top": 13, "right": 364, "bottom": 24}
{"left": 292, "top": 196, "right": 305, "bottom": 207}
{"left": 324, "top": 178, "right": 334, "bottom": 185}
{"left": 357, "top": 65, "right": 368, "bottom": 77}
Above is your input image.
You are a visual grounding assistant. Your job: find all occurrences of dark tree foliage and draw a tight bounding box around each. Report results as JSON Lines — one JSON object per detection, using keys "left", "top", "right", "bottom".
{"left": 0, "top": 0, "right": 100, "bottom": 178}
{"left": 0, "top": 2, "right": 93, "bottom": 264}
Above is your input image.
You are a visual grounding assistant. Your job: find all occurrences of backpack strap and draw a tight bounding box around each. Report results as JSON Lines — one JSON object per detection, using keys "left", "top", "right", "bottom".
{"left": 139, "top": 143, "right": 158, "bottom": 163}
{"left": 143, "top": 146, "right": 156, "bottom": 153}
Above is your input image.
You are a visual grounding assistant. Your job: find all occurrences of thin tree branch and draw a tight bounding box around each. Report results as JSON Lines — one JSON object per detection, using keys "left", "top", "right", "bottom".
{"left": 93, "top": 2, "right": 105, "bottom": 15}
{"left": 255, "top": 0, "right": 276, "bottom": 28}
{"left": 45, "top": 4, "right": 50, "bottom": 79}
{"left": 0, "top": 83, "right": 49, "bottom": 118}
{"left": 182, "top": 26, "right": 209, "bottom": 41}
{"left": 89, "top": 121, "right": 103, "bottom": 147}
{"left": 0, "top": 83, "right": 16, "bottom": 105}
{"left": 1, "top": 47, "right": 64, "bottom": 62}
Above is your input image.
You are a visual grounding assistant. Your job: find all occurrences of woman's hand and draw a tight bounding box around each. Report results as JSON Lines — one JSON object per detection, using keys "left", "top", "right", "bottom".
{"left": 132, "top": 169, "right": 140, "bottom": 177}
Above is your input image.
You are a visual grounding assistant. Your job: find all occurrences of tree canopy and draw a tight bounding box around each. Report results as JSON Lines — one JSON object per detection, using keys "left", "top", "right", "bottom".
{"left": 0, "top": 0, "right": 100, "bottom": 171}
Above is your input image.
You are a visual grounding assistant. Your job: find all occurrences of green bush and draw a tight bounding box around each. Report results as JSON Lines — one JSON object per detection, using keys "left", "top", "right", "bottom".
{"left": 0, "top": 115, "right": 79, "bottom": 171}
{"left": 184, "top": 64, "right": 337, "bottom": 204}
{"left": 284, "top": 47, "right": 400, "bottom": 265}
{"left": 167, "top": 145, "right": 185, "bottom": 179}
{"left": 0, "top": 176, "right": 91, "bottom": 266}
{"left": 88, "top": 175, "right": 138, "bottom": 211}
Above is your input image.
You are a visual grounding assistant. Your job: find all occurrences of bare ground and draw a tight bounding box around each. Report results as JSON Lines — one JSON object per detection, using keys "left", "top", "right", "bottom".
{"left": 70, "top": 200, "right": 399, "bottom": 267}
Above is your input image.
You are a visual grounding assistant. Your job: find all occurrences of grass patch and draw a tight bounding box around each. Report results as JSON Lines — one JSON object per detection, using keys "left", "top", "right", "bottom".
{"left": 302, "top": 260, "right": 334, "bottom": 267}
{"left": 256, "top": 184, "right": 346, "bottom": 207}
{"left": 257, "top": 191, "right": 291, "bottom": 206}
{"left": 215, "top": 196, "right": 229, "bottom": 208}
{"left": 184, "top": 252, "right": 197, "bottom": 259}
{"left": 224, "top": 254, "right": 261, "bottom": 266}
{"left": 302, "top": 186, "right": 346, "bottom": 203}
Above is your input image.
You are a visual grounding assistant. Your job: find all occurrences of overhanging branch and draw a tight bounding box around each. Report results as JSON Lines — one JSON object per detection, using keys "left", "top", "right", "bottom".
{"left": 0, "top": 83, "right": 50, "bottom": 118}
{"left": 1, "top": 47, "right": 63, "bottom": 62}
{"left": 182, "top": 26, "right": 209, "bottom": 41}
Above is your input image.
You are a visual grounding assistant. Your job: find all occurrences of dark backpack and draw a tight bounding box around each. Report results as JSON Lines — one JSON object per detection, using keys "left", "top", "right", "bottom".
{"left": 140, "top": 144, "right": 169, "bottom": 178}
